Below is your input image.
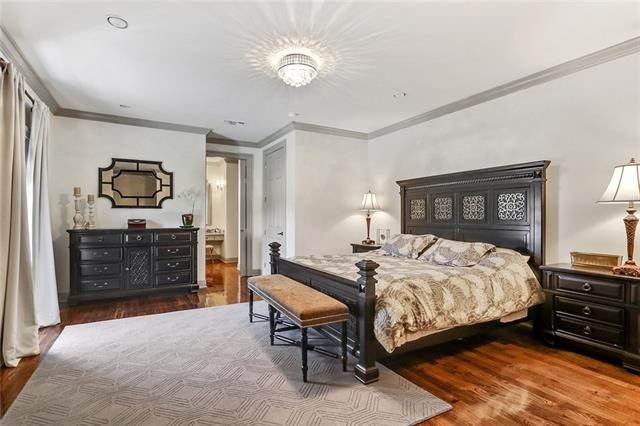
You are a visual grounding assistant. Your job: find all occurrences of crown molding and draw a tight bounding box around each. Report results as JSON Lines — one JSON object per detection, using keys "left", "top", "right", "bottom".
{"left": 0, "top": 25, "right": 60, "bottom": 112}
{"left": 57, "top": 108, "right": 211, "bottom": 135}
{"left": 206, "top": 136, "right": 261, "bottom": 148}
{"left": 258, "top": 122, "right": 296, "bottom": 148}
{"left": 369, "top": 36, "right": 640, "bottom": 140}
{"left": 293, "top": 122, "right": 368, "bottom": 140}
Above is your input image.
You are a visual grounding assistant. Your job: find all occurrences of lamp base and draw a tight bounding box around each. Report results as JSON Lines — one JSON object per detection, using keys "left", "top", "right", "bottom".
{"left": 361, "top": 239, "right": 376, "bottom": 245}
{"left": 613, "top": 260, "right": 640, "bottom": 277}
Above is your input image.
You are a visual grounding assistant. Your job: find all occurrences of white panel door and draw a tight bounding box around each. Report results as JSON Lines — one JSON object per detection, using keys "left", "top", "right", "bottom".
{"left": 264, "top": 146, "right": 286, "bottom": 271}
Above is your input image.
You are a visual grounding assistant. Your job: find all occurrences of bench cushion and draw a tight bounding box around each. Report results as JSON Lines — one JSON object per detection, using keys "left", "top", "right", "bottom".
{"left": 248, "top": 274, "right": 349, "bottom": 328}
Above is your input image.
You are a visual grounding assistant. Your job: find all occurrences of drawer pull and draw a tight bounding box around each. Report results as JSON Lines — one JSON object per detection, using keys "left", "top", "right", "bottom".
{"left": 166, "top": 248, "right": 179, "bottom": 254}
{"left": 136, "top": 235, "right": 142, "bottom": 241}
{"left": 98, "top": 236, "right": 104, "bottom": 242}
{"left": 582, "top": 282, "right": 592, "bottom": 292}
{"left": 171, "top": 234, "right": 177, "bottom": 240}
{"left": 93, "top": 251, "right": 109, "bottom": 257}
{"left": 167, "top": 262, "right": 179, "bottom": 268}
{"left": 94, "top": 266, "right": 109, "bottom": 272}
{"left": 582, "top": 306, "right": 591, "bottom": 316}
{"left": 93, "top": 282, "right": 109, "bottom": 288}
{"left": 167, "top": 275, "right": 180, "bottom": 282}
{"left": 583, "top": 325, "right": 592, "bottom": 336}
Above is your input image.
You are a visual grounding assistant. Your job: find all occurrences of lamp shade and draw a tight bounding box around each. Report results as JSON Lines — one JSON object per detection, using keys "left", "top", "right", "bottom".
{"left": 598, "top": 158, "right": 640, "bottom": 203}
{"left": 360, "top": 190, "right": 381, "bottom": 211}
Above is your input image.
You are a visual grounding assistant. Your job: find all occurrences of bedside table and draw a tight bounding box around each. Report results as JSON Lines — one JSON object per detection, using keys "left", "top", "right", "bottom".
{"left": 539, "top": 263, "right": 640, "bottom": 373}
{"left": 351, "top": 243, "right": 381, "bottom": 253}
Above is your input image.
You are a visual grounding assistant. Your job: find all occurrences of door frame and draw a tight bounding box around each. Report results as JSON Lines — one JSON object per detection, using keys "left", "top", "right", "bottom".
{"left": 263, "top": 140, "right": 287, "bottom": 270}
{"left": 205, "top": 150, "right": 254, "bottom": 276}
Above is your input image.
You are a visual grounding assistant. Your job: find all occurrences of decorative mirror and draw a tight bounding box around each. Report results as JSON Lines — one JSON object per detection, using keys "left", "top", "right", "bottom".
{"left": 99, "top": 158, "right": 173, "bottom": 208}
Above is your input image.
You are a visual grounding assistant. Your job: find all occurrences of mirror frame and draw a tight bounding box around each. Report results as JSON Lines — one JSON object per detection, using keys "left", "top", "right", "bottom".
{"left": 98, "top": 158, "right": 174, "bottom": 208}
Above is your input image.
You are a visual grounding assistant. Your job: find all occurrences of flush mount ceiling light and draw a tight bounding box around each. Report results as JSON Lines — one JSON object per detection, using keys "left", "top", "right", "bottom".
{"left": 277, "top": 53, "right": 318, "bottom": 88}
{"left": 107, "top": 15, "right": 128, "bottom": 29}
{"left": 393, "top": 91, "right": 408, "bottom": 98}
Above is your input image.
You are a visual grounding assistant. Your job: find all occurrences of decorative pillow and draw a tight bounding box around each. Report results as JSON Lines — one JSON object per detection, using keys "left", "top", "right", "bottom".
{"left": 419, "top": 238, "right": 495, "bottom": 267}
{"left": 379, "top": 234, "right": 438, "bottom": 259}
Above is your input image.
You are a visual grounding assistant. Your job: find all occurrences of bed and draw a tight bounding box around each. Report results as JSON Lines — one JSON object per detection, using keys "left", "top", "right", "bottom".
{"left": 269, "top": 160, "right": 550, "bottom": 384}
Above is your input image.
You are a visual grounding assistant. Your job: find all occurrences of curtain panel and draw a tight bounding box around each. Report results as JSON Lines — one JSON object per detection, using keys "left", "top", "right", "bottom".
{"left": 27, "top": 101, "right": 60, "bottom": 327}
{"left": 0, "top": 62, "right": 39, "bottom": 367}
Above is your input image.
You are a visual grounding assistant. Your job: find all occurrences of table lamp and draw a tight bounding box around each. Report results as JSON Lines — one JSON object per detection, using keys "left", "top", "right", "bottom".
{"left": 598, "top": 157, "right": 640, "bottom": 277}
{"left": 360, "top": 190, "right": 381, "bottom": 245}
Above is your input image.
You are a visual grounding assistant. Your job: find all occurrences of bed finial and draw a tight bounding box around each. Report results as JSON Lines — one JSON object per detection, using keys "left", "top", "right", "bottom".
{"left": 269, "top": 242, "right": 281, "bottom": 274}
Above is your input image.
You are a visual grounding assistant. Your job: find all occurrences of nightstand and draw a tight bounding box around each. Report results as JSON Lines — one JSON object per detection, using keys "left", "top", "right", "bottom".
{"left": 351, "top": 243, "right": 381, "bottom": 254}
{"left": 539, "top": 263, "right": 640, "bottom": 373}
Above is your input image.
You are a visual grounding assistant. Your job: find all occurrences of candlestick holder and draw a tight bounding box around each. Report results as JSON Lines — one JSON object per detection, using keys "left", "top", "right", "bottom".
{"left": 73, "top": 193, "right": 85, "bottom": 229}
{"left": 86, "top": 196, "right": 96, "bottom": 229}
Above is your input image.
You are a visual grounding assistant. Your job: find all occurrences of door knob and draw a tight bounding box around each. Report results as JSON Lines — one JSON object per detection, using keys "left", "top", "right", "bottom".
{"left": 277, "top": 232, "right": 284, "bottom": 236}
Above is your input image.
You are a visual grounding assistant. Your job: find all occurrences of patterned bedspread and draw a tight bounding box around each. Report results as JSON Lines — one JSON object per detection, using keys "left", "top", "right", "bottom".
{"left": 289, "top": 249, "right": 544, "bottom": 353}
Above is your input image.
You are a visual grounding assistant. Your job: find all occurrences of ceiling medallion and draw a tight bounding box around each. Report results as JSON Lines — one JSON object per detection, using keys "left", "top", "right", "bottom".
{"left": 277, "top": 53, "right": 318, "bottom": 88}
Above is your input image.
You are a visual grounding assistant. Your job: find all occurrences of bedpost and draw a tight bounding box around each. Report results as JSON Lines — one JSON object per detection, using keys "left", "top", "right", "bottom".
{"left": 355, "top": 259, "right": 380, "bottom": 384}
{"left": 269, "top": 242, "right": 281, "bottom": 274}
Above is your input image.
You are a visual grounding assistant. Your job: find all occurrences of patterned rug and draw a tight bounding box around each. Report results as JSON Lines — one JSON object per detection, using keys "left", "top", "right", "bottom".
{"left": 4, "top": 302, "right": 451, "bottom": 425}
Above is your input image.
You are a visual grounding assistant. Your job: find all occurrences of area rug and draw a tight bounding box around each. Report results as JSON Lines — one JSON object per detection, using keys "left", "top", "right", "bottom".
{"left": 4, "top": 302, "right": 451, "bottom": 425}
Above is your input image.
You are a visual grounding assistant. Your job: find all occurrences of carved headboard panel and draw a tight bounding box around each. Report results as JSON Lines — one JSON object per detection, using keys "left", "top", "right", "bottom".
{"left": 397, "top": 161, "right": 550, "bottom": 279}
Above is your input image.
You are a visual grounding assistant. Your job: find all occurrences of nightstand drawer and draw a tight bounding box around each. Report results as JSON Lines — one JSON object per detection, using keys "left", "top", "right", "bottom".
{"left": 556, "top": 274, "right": 624, "bottom": 302}
{"left": 555, "top": 296, "right": 624, "bottom": 326}
{"left": 555, "top": 315, "right": 624, "bottom": 348}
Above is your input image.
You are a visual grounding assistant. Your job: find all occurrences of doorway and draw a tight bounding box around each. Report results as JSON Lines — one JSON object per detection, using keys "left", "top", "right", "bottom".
{"left": 205, "top": 151, "right": 253, "bottom": 284}
{"left": 263, "top": 142, "right": 286, "bottom": 270}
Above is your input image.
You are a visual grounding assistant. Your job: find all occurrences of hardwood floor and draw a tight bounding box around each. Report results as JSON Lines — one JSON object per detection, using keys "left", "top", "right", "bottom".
{"left": 2, "top": 263, "right": 639, "bottom": 424}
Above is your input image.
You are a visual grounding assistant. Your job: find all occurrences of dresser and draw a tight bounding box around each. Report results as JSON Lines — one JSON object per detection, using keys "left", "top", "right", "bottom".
{"left": 540, "top": 263, "right": 640, "bottom": 373}
{"left": 68, "top": 228, "right": 199, "bottom": 305}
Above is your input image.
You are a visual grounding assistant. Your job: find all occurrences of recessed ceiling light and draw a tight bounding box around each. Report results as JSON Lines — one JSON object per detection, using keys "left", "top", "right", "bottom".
{"left": 119, "top": 104, "right": 131, "bottom": 109}
{"left": 288, "top": 112, "right": 300, "bottom": 118}
{"left": 393, "top": 91, "right": 407, "bottom": 98}
{"left": 224, "top": 120, "right": 246, "bottom": 126}
{"left": 107, "top": 16, "right": 128, "bottom": 29}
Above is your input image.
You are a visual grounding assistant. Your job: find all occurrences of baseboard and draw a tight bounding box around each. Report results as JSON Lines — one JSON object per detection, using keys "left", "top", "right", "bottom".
{"left": 211, "top": 255, "right": 238, "bottom": 264}
{"left": 58, "top": 292, "right": 69, "bottom": 304}
{"left": 198, "top": 280, "right": 207, "bottom": 289}
{"left": 248, "top": 268, "right": 261, "bottom": 277}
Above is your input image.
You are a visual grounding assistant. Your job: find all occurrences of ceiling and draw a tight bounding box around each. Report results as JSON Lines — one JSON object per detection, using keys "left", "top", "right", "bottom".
{"left": 1, "top": 1, "right": 639, "bottom": 142}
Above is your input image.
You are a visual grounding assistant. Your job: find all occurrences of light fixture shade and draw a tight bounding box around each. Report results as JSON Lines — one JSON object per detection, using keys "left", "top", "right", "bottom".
{"left": 598, "top": 158, "right": 640, "bottom": 203}
{"left": 277, "top": 53, "right": 318, "bottom": 87}
{"left": 360, "top": 190, "right": 381, "bottom": 211}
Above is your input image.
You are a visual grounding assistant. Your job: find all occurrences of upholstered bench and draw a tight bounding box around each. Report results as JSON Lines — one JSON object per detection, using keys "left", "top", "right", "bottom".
{"left": 248, "top": 274, "right": 349, "bottom": 382}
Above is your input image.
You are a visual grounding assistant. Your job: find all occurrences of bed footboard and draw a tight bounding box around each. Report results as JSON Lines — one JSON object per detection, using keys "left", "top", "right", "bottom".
{"left": 268, "top": 242, "right": 380, "bottom": 384}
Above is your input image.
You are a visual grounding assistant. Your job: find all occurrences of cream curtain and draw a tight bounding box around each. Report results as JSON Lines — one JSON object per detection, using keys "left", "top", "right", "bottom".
{"left": 0, "top": 62, "right": 39, "bottom": 367}
{"left": 27, "top": 101, "right": 60, "bottom": 327}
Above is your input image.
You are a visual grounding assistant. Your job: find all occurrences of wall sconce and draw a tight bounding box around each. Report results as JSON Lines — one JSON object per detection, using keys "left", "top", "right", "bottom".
{"left": 215, "top": 178, "right": 225, "bottom": 192}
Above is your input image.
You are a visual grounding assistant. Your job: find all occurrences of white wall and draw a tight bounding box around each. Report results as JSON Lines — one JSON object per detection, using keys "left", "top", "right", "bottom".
{"left": 51, "top": 117, "right": 207, "bottom": 296}
{"left": 368, "top": 54, "right": 640, "bottom": 264}
{"left": 290, "top": 131, "right": 370, "bottom": 257}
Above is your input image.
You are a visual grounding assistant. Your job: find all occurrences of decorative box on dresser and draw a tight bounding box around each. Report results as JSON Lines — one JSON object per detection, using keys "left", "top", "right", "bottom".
{"left": 540, "top": 263, "right": 640, "bottom": 373}
{"left": 68, "top": 228, "right": 199, "bottom": 305}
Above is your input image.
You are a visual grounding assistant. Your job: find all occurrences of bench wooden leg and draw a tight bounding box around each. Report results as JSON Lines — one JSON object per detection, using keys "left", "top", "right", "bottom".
{"left": 341, "top": 321, "right": 348, "bottom": 372}
{"left": 248, "top": 289, "right": 254, "bottom": 323}
{"left": 301, "top": 327, "right": 308, "bottom": 382}
{"left": 268, "top": 305, "right": 275, "bottom": 345}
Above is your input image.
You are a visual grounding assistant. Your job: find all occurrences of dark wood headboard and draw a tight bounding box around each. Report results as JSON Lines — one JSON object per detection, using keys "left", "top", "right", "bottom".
{"left": 397, "top": 160, "right": 550, "bottom": 279}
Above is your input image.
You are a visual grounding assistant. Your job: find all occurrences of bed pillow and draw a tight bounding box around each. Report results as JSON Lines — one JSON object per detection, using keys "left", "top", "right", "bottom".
{"left": 419, "top": 238, "right": 495, "bottom": 267}
{"left": 379, "top": 234, "right": 438, "bottom": 259}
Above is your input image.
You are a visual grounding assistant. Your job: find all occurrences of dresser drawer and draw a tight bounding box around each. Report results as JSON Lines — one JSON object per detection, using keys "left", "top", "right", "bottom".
{"left": 80, "top": 278, "right": 121, "bottom": 292}
{"left": 555, "top": 315, "right": 624, "bottom": 347}
{"left": 556, "top": 274, "right": 624, "bottom": 302}
{"left": 79, "top": 263, "right": 121, "bottom": 277}
{"left": 124, "top": 233, "right": 152, "bottom": 244}
{"left": 155, "top": 232, "right": 193, "bottom": 243}
{"left": 156, "top": 245, "right": 191, "bottom": 259}
{"left": 156, "top": 271, "right": 192, "bottom": 286}
{"left": 555, "top": 296, "right": 624, "bottom": 326}
{"left": 79, "top": 248, "right": 122, "bottom": 262}
{"left": 156, "top": 259, "right": 191, "bottom": 272}
{"left": 76, "top": 233, "right": 122, "bottom": 245}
